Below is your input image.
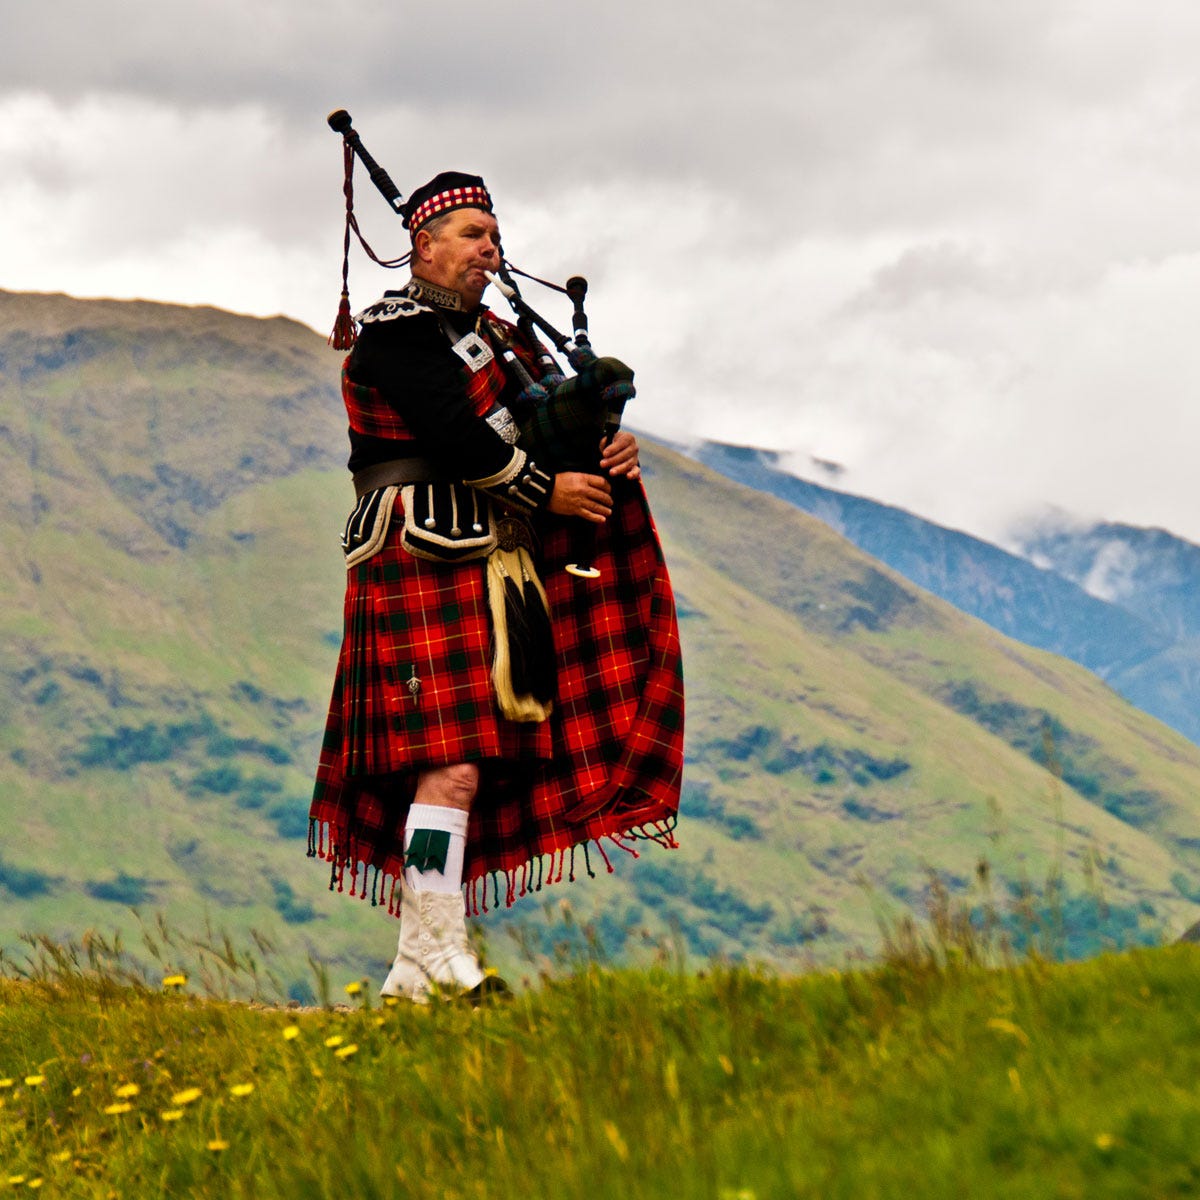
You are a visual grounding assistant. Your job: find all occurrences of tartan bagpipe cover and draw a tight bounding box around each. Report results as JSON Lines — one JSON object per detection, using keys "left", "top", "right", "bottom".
{"left": 308, "top": 476, "right": 684, "bottom": 915}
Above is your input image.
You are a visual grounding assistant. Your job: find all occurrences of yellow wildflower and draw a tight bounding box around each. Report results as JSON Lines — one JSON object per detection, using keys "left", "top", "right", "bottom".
{"left": 282, "top": 1025, "right": 300, "bottom": 1041}
{"left": 6, "top": 1176, "right": 26, "bottom": 1186}
{"left": 104, "top": 1102, "right": 133, "bottom": 1115}
{"left": 324, "top": 1035, "right": 344, "bottom": 1049}
{"left": 334, "top": 1044, "right": 359, "bottom": 1060}
{"left": 0, "top": 1079, "right": 13, "bottom": 1089}
{"left": 311, "top": 1067, "right": 324, "bottom": 1079}
{"left": 383, "top": 996, "right": 399, "bottom": 1008}
{"left": 50, "top": 1152, "right": 72, "bottom": 1164}
{"left": 1096, "top": 1133, "right": 1116, "bottom": 1151}
{"left": 374, "top": 1017, "right": 386, "bottom": 1028}
{"left": 207, "top": 1139, "right": 230, "bottom": 1152}
{"left": 344, "top": 981, "right": 363, "bottom": 996}
{"left": 25, "top": 1075, "right": 45, "bottom": 1087}
{"left": 114, "top": 1083, "right": 140, "bottom": 1099}
{"left": 161, "top": 1110, "right": 184, "bottom": 1122}
{"left": 27, "top": 1181, "right": 44, "bottom": 1191}
{"left": 170, "top": 1087, "right": 202, "bottom": 1107}
{"left": 162, "top": 974, "right": 187, "bottom": 989}
{"left": 71, "top": 1087, "right": 82, "bottom": 1097}
{"left": 229, "top": 1083, "right": 254, "bottom": 1097}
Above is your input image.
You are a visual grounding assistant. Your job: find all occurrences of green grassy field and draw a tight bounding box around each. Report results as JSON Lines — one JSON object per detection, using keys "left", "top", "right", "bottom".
{"left": 1, "top": 938, "right": 1198, "bottom": 1198}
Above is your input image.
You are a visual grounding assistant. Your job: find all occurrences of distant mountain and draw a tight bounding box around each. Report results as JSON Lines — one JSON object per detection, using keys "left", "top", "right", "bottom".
{"left": 2, "top": 290, "right": 1199, "bottom": 994}
{"left": 688, "top": 442, "right": 1200, "bottom": 746}
{"left": 1013, "top": 518, "right": 1200, "bottom": 640}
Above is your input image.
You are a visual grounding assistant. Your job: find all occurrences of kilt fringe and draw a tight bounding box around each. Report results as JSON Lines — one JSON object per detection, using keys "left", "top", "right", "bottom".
{"left": 308, "top": 813, "right": 679, "bottom": 918}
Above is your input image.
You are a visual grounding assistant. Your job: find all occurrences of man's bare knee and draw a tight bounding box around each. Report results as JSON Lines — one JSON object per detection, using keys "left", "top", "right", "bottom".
{"left": 414, "top": 763, "right": 480, "bottom": 811}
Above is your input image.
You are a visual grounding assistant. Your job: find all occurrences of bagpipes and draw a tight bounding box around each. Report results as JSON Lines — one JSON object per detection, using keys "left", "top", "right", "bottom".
{"left": 327, "top": 109, "right": 636, "bottom": 579}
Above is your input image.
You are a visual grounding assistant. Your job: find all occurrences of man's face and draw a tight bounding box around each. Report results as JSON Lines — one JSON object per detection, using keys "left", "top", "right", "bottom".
{"left": 416, "top": 208, "right": 501, "bottom": 307}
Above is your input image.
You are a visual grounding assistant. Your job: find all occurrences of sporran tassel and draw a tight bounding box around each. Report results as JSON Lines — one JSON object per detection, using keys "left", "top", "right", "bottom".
{"left": 486, "top": 547, "right": 555, "bottom": 722}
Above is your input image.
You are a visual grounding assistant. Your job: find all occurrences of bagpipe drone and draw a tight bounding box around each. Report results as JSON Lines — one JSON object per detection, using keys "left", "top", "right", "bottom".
{"left": 326, "top": 109, "right": 635, "bottom": 579}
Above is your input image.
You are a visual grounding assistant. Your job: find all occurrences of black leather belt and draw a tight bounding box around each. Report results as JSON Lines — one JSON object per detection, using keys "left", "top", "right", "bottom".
{"left": 351, "top": 457, "right": 441, "bottom": 498}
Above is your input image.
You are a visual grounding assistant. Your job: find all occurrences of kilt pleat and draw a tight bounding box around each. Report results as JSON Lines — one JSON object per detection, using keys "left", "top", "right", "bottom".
{"left": 309, "top": 479, "right": 684, "bottom": 915}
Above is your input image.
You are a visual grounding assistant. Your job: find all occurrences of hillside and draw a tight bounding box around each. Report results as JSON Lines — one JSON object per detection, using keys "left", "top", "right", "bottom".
{"left": 2, "top": 289, "right": 1199, "bottom": 994}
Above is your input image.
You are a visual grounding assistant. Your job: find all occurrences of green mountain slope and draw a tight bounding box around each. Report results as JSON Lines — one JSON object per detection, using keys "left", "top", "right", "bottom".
{"left": 2, "top": 290, "right": 1198, "bottom": 993}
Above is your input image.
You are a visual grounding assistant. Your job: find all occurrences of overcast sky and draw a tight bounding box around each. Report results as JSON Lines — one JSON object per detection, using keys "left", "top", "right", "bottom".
{"left": 4, "top": 0, "right": 1199, "bottom": 546}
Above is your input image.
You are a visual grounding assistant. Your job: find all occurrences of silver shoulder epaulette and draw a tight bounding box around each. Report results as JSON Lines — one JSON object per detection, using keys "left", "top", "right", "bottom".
{"left": 356, "top": 295, "right": 435, "bottom": 324}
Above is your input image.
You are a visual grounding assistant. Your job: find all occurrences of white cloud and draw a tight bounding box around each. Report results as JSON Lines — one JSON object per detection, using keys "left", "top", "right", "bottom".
{"left": 4, "top": 2, "right": 1200, "bottom": 543}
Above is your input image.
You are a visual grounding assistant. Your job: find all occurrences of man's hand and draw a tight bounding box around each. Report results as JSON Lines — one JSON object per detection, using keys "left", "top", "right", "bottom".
{"left": 548, "top": 472, "right": 613, "bottom": 523}
{"left": 600, "top": 430, "right": 641, "bottom": 481}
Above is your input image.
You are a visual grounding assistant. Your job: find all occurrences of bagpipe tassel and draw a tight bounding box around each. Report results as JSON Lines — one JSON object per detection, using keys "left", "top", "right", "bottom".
{"left": 328, "top": 139, "right": 358, "bottom": 350}
{"left": 328, "top": 290, "right": 357, "bottom": 351}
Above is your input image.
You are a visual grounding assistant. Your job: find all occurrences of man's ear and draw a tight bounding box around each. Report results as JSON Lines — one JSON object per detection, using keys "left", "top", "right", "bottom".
{"left": 412, "top": 229, "right": 433, "bottom": 264}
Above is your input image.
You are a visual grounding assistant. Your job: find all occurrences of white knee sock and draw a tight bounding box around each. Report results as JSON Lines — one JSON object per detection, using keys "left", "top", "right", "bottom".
{"left": 403, "top": 804, "right": 469, "bottom": 895}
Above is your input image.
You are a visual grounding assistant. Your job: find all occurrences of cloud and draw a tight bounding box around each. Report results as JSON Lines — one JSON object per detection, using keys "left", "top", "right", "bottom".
{"left": 4, "top": 1, "right": 1200, "bottom": 544}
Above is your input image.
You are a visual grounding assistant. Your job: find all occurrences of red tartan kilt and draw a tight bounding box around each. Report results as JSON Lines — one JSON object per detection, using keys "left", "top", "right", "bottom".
{"left": 310, "top": 478, "right": 684, "bottom": 909}
{"left": 325, "top": 497, "right": 552, "bottom": 779}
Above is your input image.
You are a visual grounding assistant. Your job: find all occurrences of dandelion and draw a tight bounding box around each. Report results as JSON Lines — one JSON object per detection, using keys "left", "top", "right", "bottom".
{"left": 229, "top": 1083, "right": 255, "bottom": 1098}
{"left": 0, "top": 1079, "right": 13, "bottom": 1089}
{"left": 207, "top": 1139, "right": 230, "bottom": 1152}
{"left": 25, "top": 1075, "right": 45, "bottom": 1087}
{"left": 114, "top": 1083, "right": 140, "bottom": 1099}
{"left": 27, "top": 1179, "right": 44, "bottom": 1190}
{"left": 334, "top": 1044, "right": 359, "bottom": 1060}
{"left": 104, "top": 1102, "right": 133, "bottom": 1115}
{"left": 374, "top": 1017, "right": 386, "bottom": 1028}
{"left": 282, "top": 1025, "right": 300, "bottom": 1041}
{"left": 383, "top": 997, "right": 399, "bottom": 1008}
{"left": 344, "top": 981, "right": 363, "bottom": 996}
{"left": 324, "top": 1035, "right": 345, "bottom": 1049}
{"left": 171, "top": 1087, "right": 202, "bottom": 1107}
{"left": 162, "top": 974, "right": 187, "bottom": 989}
{"left": 50, "top": 1152, "right": 72, "bottom": 1164}
{"left": 6, "top": 1176, "right": 26, "bottom": 1186}
{"left": 161, "top": 1110, "right": 184, "bottom": 1122}
{"left": 71, "top": 1087, "right": 82, "bottom": 1098}
{"left": 1096, "top": 1133, "right": 1116, "bottom": 1151}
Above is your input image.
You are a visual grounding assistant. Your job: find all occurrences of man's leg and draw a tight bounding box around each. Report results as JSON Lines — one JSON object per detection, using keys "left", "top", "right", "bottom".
{"left": 381, "top": 764, "right": 502, "bottom": 1002}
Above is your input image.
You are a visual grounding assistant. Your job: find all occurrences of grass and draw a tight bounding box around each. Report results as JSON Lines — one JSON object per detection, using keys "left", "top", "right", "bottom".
{"left": 1, "top": 930, "right": 1198, "bottom": 1198}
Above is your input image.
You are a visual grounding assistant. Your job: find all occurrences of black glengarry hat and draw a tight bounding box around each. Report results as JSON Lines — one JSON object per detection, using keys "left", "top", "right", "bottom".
{"left": 403, "top": 171, "right": 494, "bottom": 236}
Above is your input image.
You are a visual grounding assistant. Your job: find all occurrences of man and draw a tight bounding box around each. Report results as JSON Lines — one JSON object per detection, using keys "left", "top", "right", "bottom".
{"left": 309, "top": 171, "right": 684, "bottom": 1002}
